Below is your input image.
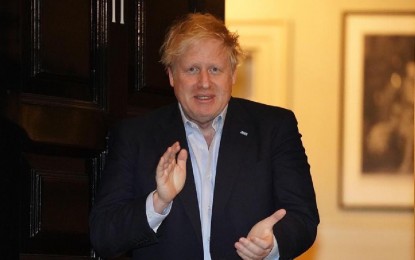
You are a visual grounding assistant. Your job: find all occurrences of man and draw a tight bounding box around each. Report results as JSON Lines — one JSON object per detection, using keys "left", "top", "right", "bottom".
{"left": 90, "top": 13, "right": 319, "bottom": 260}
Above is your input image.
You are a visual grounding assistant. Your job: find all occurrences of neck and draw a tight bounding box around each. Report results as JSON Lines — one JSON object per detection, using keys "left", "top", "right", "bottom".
{"left": 201, "top": 126, "right": 215, "bottom": 148}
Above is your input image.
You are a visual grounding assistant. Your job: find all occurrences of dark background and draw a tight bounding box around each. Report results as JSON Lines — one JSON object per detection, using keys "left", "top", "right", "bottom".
{"left": 0, "top": 1, "right": 224, "bottom": 258}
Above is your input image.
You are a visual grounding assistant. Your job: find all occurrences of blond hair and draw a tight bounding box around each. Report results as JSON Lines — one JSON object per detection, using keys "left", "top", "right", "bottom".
{"left": 160, "top": 13, "right": 244, "bottom": 71}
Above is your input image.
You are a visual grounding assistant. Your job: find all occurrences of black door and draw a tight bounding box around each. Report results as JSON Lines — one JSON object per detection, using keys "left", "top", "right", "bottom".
{"left": 0, "top": 0, "right": 224, "bottom": 258}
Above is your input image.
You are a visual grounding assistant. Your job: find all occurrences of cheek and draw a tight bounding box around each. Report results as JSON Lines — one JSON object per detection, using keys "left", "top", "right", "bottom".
{"left": 172, "top": 79, "right": 192, "bottom": 98}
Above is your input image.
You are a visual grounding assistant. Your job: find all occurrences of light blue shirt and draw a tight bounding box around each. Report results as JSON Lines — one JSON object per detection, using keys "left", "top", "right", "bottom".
{"left": 181, "top": 105, "right": 225, "bottom": 260}
{"left": 145, "top": 104, "right": 279, "bottom": 260}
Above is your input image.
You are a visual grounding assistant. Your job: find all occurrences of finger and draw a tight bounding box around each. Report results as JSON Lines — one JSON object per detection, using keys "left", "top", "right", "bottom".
{"left": 156, "top": 155, "right": 167, "bottom": 176}
{"left": 166, "top": 143, "right": 179, "bottom": 162}
{"left": 262, "top": 209, "right": 286, "bottom": 227}
{"left": 236, "top": 249, "right": 251, "bottom": 260}
{"left": 157, "top": 142, "right": 180, "bottom": 173}
{"left": 250, "top": 236, "right": 273, "bottom": 251}
{"left": 235, "top": 238, "right": 266, "bottom": 259}
{"left": 165, "top": 142, "right": 181, "bottom": 160}
{"left": 235, "top": 240, "right": 256, "bottom": 259}
{"left": 176, "top": 149, "right": 188, "bottom": 167}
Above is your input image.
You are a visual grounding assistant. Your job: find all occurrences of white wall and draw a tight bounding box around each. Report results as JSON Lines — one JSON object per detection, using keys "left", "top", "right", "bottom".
{"left": 225, "top": 1, "right": 414, "bottom": 259}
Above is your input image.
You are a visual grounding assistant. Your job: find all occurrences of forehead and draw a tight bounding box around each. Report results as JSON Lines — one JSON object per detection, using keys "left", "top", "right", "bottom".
{"left": 178, "top": 38, "right": 229, "bottom": 63}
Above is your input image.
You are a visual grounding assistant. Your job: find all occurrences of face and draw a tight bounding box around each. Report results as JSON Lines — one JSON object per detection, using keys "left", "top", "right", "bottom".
{"left": 168, "top": 38, "right": 236, "bottom": 128}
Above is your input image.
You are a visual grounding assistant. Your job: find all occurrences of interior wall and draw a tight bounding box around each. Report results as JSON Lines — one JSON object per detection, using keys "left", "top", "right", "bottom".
{"left": 225, "top": 1, "right": 414, "bottom": 259}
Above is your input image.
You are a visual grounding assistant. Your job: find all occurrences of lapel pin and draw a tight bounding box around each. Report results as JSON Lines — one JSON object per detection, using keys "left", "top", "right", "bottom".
{"left": 240, "top": 130, "right": 248, "bottom": 136}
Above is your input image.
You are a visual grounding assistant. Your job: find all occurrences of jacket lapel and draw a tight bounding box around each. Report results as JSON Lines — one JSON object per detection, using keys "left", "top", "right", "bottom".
{"left": 212, "top": 99, "right": 255, "bottom": 218}
{"left": 156, "top": 104, "right": 203, "bottom": 246}
{"left": 155, "top": 100, "right": 254, "bottom": 247}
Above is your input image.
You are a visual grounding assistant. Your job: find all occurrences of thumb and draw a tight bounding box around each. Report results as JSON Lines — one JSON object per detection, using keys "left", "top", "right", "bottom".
{"left": 263, "top": 209, "right": 286, "bottom": 227}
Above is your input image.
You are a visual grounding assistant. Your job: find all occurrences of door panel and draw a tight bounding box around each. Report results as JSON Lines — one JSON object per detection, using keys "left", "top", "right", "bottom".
{"left": 24, "top": 0, "right": 101, "bottom": 103}
{"left": 0, "top": 0, "right": 224, "bottom": 258}
{"left": 24, "top": 153, "right": 90, "bottom": 256}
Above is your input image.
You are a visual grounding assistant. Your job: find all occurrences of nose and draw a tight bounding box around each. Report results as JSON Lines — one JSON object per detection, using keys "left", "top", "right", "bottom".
{"left": 199, "top": 69, "right": 210, "bottom": 89}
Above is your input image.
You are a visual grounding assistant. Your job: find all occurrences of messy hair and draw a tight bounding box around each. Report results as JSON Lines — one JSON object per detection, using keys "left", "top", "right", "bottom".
{"left": 160, "top": 13, "right": 244, "bottom": 71}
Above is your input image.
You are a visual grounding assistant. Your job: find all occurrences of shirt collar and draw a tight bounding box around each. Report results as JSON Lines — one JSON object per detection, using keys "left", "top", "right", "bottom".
{"left": 178, "top": 103, "right": 228, "bottom": 132}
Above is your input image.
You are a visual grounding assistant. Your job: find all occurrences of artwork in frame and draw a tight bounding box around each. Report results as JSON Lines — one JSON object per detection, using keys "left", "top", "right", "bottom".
{"left": 341, "top": 12, "right": 415, "bottom": 209}
{"left": 226, "top": 20, "right": 290, "bottom": 108}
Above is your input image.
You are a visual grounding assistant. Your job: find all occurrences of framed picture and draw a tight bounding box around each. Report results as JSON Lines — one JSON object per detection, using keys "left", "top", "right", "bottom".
{"left": 226, "top": 20, "right": 290, "bottom": 108}
{"left": 340, "top": 12, "right": 415, "bottom": 209}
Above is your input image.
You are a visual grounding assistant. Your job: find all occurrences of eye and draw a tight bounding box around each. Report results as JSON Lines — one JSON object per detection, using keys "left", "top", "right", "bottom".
{"left": 209, "top": 67, "right": 221, "bottom": 74}
{"left": 187, "top": 67, "right": 200, "bottom": 74}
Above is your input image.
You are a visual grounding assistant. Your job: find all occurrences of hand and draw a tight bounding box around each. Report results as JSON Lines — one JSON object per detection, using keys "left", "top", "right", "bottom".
{"left": 235, "top": 209, "right": 286, "bottom": 260}
{"left": 153, "top": 142, "right": 188, "bottom": 213}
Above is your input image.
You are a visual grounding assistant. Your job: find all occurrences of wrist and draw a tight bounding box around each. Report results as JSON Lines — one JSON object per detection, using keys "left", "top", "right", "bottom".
{"left": 153, "top": 191, "right": 170, "bottom": 214}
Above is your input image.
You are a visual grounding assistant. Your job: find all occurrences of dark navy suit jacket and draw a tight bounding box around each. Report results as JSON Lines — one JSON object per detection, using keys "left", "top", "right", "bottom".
{"left": 90, "top": 98, "right": 319, "bottom": 260}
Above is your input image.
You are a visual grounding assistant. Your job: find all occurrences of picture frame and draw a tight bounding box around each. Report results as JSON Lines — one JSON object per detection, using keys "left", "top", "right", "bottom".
{"left": 340, "top": 12, "right": 415, "bottom": 209}
{"left": 226, "top": 20, "right": 290, "bottom": 108}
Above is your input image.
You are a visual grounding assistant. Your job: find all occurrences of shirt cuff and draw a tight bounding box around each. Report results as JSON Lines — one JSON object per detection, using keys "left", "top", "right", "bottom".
{"left": 264, "top": 235, "right": 280, "bottom": 260}
{"left": 145, "top": 191, "right": 172, "bottom": 232}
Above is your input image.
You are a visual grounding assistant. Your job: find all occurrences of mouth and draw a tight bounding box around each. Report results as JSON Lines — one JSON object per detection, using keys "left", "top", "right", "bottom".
{"left": 195, "top": 95, "right": 214, "bottom": 101}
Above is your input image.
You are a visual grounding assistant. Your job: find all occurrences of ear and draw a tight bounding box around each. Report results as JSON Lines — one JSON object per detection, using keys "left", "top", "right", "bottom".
{"left": 231, "top": 68, "right": 237, "bottom": 85}
{"left": 167, "top": 67, "right": 174, "bottom": 87}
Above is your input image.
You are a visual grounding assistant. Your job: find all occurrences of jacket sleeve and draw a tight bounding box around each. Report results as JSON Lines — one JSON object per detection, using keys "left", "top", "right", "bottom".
{"left": 271, "top": 110, "right": 319, "bottom": 259}
{"left": 89, "top": 122, "right": 159, "bottom": 258}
